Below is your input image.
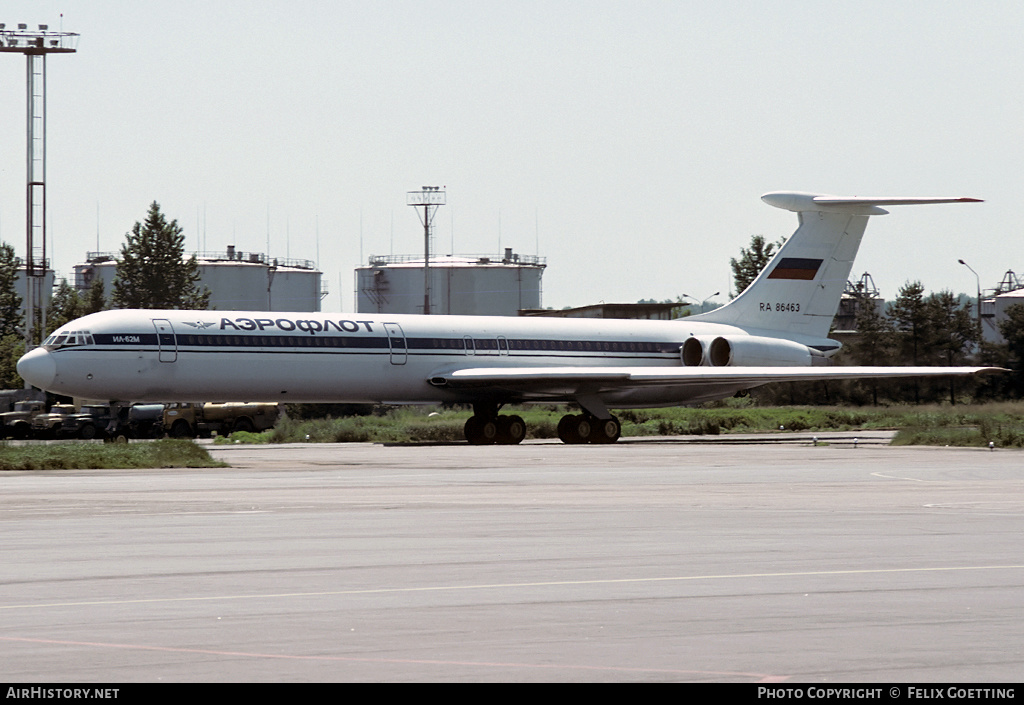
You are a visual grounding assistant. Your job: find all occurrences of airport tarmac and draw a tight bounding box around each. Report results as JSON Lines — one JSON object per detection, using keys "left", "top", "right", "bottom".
{"left": 1, "top": 435, "right": 1022, "bottom": 682}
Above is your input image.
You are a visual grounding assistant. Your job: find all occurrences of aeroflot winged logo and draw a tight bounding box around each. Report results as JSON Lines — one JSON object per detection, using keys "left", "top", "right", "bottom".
{"left": 182, "top": 320, "right": 217, "bottom": 329}
{"left": 767, "top": 257, "right": 823, "bottom": 281}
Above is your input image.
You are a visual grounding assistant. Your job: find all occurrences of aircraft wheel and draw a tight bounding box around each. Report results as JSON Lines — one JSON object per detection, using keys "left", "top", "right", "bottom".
{"left": 497, "top": 415, "right": 526, "bottom": 445}
{"left": 591, "top": 417, "right": 621, "bottom": 444}
{"left": 575, "top": 415, "right": 593, "bottom": 443}
{"left": 464, "top": 415, "right": 498, "bottom": 445}
{"left": 557, "top": 414, "right": 576, "bottom": 444}
{"left": 558, "top": 414, "right": 592, "bottom": 444}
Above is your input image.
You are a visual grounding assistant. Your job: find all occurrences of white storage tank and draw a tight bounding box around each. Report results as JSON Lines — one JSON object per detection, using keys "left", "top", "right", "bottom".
{"left": 73, "top": 248, "right": 325, "bottom": 312}
{"left": 356, "top": 249, "right": 546, "bottom": 315}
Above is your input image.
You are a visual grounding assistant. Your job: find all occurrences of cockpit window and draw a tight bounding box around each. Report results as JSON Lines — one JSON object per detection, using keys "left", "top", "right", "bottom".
{"left": 42, "top": 330, "right": 93, "bottom": 351}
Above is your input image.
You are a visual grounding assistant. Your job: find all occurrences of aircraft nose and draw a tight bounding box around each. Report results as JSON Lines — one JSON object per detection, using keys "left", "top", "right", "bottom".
{"left": 17, "top": 347, "right": 56, "bottom": 390}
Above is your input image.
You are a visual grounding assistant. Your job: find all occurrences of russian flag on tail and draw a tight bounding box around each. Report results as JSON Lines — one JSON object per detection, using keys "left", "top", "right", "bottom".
{"left": 767, "top": 257, "right": 823, "bottom": 280}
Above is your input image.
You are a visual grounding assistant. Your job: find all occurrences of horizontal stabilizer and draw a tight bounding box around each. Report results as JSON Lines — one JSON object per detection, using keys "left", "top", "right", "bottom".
{"left": 812, "top": 196, "right": 983, "bottom": 206}
{"left": 762, "top": 191, "right": 982, "bottom": 215}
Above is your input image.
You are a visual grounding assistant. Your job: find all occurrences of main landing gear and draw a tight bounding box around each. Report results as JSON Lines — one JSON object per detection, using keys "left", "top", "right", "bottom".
{"left": 464, "top": 412, "right": 527, "bottom": 445}
{"left": 556, "top": 413, "right": 621, "bottom": 444}
{"left": 462, "top": 404, "right": 622, "bottom": 445}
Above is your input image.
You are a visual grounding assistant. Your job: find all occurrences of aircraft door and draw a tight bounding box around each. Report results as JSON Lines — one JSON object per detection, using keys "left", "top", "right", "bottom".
{"left": 152, "top": 319, "right": 177, "bottom": 363}
{"left": 384, "top": 323, "right": 407, "bottom": 365}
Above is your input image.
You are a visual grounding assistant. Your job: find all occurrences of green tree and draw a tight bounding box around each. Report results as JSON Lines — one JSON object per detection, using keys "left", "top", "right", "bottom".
{"left": 0, "top": 335, "right": 24, "bottom": 389}
{"left": 997, "top": 303, "right": 1024, "bottom": 397}
{"left": 849, "top": 299, "right": 895, "bottom": 405}
{"left": 927, "top": 291, "right": 976, "bottom": 366}
{"left": 0, "top": 242, "right": 22, "bottom": 340}
{"left": 0, "top": 242, "right": 24, "bottom": 388}
{"left": 46, "top": 277, "right": 105, "bottom": 337}
{"left": 84, "top": 278, "right": 105, "bottom": 313}
{"left": 888, "top": 284, "right": 978, "bottom": 403}
{"left": 46, "top": 279, "right": 83, "bottom": 335}
{"left": 672, "top": 295, "right": 693, "bottom": 319}
{"left": 975, "top": 339, "right": 1014, "bottom": 400}
{"left": 926, "top": 290, "right": 977, "bottom": 404}
{"left": 112, "top": 202, "right": 210, "bottom": 310}
{"left": 83, "top": 277, "right": 106, "bottom": 315}
{"left": 888, "top": 281, "right": 930, "bottom": 402}
{"left": 730, "top": 235, "right": 783, "bottom": 296}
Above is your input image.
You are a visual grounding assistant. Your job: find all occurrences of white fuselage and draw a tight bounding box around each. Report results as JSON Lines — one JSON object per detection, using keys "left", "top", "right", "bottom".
{"left": 16, "top": 192, "right": 988, "bottom": 428}
{"left": 19, "top": 308, "right": 833, "bottom": 407}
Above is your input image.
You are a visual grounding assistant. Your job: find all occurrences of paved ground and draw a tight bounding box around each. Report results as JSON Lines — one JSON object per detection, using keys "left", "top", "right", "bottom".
{"left": 1, "top": 435, "right": 1022, "bottom": 682}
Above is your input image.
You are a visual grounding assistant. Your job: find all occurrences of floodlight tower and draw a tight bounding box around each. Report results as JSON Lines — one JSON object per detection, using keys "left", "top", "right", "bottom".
{"left": 0, "top": 23, "right": 79, "bottom": 349}
{"left": 406, "top": 186, "right": 446, "bottom": 314}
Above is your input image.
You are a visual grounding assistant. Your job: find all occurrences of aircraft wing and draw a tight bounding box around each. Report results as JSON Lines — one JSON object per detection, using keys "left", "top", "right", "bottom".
{"left": 429, "top": 365, "right": 1003, "bottom": 395}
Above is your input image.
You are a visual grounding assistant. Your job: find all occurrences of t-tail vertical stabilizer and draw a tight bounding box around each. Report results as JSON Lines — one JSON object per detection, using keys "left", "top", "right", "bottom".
{"left": 690, "top": 192, "right": 982, "bottom": 339}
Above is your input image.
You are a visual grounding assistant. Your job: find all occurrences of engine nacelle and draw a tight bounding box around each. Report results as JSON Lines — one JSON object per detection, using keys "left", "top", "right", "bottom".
{"left": 681, "top": 336, "right": 715, "bottom": 366}
{"left": 682, "top": 335, "right": 818, "bottom": 367}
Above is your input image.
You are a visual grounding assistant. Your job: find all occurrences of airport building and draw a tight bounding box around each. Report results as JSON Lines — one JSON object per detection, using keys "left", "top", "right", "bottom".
{"left": 74, "top": 247, "right": 326, "bottom": 312}
{"left": 831, "top": 273, "right": 886, "bottom": 333}
{"left": 356, "top": 249, "right": 546, "bottom": 316}
{"left": 979, "top": 270, "right": 1024, "bottom": 345}
{"left": 520, "top": 302, "right": 681, "bottom": 320}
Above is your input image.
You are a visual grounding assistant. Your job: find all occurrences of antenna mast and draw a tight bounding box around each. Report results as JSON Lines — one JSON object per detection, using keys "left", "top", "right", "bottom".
{"left": 0, "top": 23, "right": 78, "bottom": 351}
{"left": 406, "top": 186, "right": 446, "bottom": 314}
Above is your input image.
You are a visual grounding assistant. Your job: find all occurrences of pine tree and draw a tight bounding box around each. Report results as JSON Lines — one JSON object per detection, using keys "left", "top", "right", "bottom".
{"left": 927, "top": 291, "right": 976, "bottom": 366}
{"left": 112, "top": 202, "right": 210, "bottom": 310}
{"left": 926, "top": 290, "right": 977, "bottom": 404}
{"left": 888, "top": 281, "right": 930, "bottom": 403}
{"left": 850, "top": 299, "right": 895, "bottom": 405}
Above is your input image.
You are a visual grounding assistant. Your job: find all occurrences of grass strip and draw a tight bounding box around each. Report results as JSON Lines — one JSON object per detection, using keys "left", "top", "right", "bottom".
{"left": 0, "top": 439, "right": 226, "bottom": 470}
{"left": 219, "top": 402, "right": 1024, "bottom": 448}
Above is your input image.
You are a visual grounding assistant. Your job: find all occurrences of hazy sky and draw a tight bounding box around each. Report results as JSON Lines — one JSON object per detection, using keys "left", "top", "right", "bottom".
{"left": 0, "top": 1, "right": 1020, "bottom": 311}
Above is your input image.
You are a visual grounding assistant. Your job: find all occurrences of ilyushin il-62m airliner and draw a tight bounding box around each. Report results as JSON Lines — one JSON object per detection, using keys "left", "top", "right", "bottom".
{"left": 18, "top": 191, "right": 998, "bottom": 445}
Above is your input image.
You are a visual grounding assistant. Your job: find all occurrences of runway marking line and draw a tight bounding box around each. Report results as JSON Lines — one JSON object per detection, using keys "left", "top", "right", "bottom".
{"left": 1, "top": 564, "right": 1021, "bottom": 611}
{"left": 871, "top": 471, "right": 931, "bottom": 482}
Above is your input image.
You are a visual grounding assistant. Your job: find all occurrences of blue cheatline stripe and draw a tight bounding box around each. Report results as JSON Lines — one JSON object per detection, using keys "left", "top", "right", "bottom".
{"left": 91, "top": 332, "right": 687, "bottom": 356}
